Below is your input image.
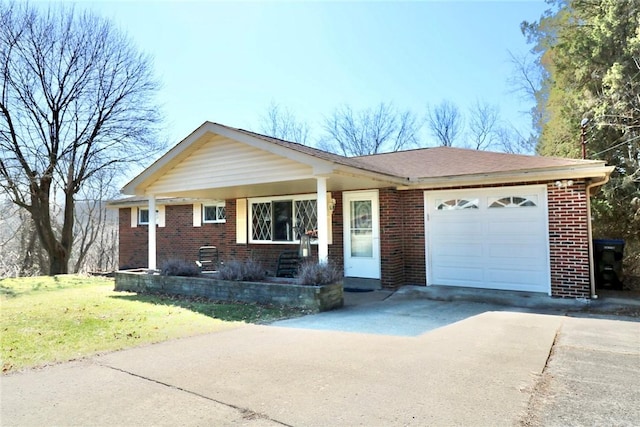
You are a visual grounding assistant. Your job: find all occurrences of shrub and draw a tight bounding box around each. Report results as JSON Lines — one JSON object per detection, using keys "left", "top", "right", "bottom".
{"left": 217, "top": 259, "right": 266, "bottom": 281}
{"left": 296, "top": 260, "right": 343, "bottom": 286}
{"left": 161, "top": 259, "right": 201, "bottom": 277}
{"left": 217, "top": 260, "right": 244, "bottom": 281}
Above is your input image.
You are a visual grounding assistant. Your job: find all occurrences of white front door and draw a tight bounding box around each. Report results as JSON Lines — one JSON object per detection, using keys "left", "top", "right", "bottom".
{"left": 343, "top": 190, "right": 380, "bottom": 279}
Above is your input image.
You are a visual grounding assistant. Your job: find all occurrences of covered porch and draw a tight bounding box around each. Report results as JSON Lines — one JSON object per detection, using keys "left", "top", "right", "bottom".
{"left": 120, "top": 122, "right": 405, "bottom": 284}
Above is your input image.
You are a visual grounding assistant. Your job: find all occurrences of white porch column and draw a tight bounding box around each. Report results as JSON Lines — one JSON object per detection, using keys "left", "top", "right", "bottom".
{"left": 316, "top": 177, "right": 329, "bottom": 264}
{"left": 148, "top": 195, "right": 157, "bottom": 271}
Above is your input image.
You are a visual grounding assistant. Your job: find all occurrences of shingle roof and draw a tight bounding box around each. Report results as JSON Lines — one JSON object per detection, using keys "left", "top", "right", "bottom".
{"left": 352, "top": 147, "right": 601, "bottom": 180}
{"left": 121, "top": 122, "right": 612, "bottom": 196}
{"left": 225, "top": 123, "right": 604, "bottom": 180}
{"left": 227, "top": 124, "right": 401, "bottom": 177}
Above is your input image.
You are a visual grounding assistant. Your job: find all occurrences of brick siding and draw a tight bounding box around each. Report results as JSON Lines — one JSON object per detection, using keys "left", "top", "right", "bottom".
{"left": 399, "top": 189, "right": 427, "bottom": 286}
{"left": 118, "top": 181, "right": 593, "bottom": 297}
{"left": 118, "top": 196, "right": 345, "bottom": 276}
{"left": 547, "top": 181, "right": 591, "bottom": 298}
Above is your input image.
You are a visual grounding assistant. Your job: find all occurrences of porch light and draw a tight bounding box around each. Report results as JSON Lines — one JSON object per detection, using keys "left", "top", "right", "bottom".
{"left": 299, "top": 234, "right": 312, "bottom": 258}
{"left": 328, "top": 198, "right": 336, "bottom": 213}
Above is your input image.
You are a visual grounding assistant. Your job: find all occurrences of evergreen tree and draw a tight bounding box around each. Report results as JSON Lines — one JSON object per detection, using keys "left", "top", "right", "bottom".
{"left": 524, "top": 0, "right": 640, "bottom": 272}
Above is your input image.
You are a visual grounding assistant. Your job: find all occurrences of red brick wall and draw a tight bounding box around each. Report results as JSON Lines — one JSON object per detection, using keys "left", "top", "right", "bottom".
{"left": 118, "top": 197, "right": 345, "bottom": 276}
{"left": 399, "top": 189, "right": 427, "bottom": 286}
{"left": 547, "top": 181, "right": 591, "bottom": 298}
{"left": 118, "top": 182, "right": 593, "bottom": 297}
{"left": 379, "top": 189, "right": 404, "bottom": 288}
{"left": 118, "top": 208, "right": 147, "bottom": 269}
{"left": 118, "top": 205, "right": 229, "bottom": 269}
{"left": 328, "top": 192, "right": 344, "bottom": 270}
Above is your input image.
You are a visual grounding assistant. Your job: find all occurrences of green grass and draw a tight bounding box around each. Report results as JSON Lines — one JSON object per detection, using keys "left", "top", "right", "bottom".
{"left": 0, "top": 275, "right": 302, "bottom": 373}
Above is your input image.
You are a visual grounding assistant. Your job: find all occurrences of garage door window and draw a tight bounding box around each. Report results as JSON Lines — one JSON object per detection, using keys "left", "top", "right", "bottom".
{"left": 489, "top": 196, "right": 537, "bottom": 208}
{"left": 436, "top": 198, "right": 479, "bottom": 210}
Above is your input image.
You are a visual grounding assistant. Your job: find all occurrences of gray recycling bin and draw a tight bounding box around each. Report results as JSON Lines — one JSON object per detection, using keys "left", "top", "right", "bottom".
{"left": 593, "top": 239, "right": 624, "bottom": 290}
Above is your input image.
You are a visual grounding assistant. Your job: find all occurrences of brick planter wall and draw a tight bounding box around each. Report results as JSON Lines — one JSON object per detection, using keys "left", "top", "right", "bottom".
{"left": 114, "top": 271, "right": 344, "bottom": 313}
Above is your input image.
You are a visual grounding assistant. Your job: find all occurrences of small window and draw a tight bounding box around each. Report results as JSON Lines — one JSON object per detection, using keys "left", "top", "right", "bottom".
{"left": 203, "top": 204, "right": 226, "bottom": 223}
{"left": 436, "top": 198, "right": 479, "bottom": 210}
{"left": 138, "top": 208, "right": 149, "bottom": 225}
{"left": 489, "top": 196, "right": 538, "bottom": 208}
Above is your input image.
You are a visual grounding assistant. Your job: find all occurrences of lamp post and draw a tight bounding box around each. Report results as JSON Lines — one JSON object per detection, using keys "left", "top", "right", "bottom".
{"left": 580, "top": 118, "right": 589, "bottom": 159}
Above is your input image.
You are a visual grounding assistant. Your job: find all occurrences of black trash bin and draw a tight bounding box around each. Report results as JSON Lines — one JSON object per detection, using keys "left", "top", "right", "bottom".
{"left": 593, "top": 239, "right": 625, "bottom": 290}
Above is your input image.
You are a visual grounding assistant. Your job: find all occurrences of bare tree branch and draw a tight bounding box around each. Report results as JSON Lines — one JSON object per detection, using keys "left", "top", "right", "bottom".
{"left": 467, "top": 101, "right": 500, "bottom": 150}
{"left": 426, "top": 100, "right": 462, "bottom": 147}
{"left": 320, "top": 102, "right": 420, "bottom": 156}
{"left": 259, "top": 102, "right": 310, "bottom": 144}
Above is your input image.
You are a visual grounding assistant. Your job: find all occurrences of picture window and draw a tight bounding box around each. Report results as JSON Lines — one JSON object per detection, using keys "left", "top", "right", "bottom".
{"left": 249, "top": 195, "right": 317, "bottom": 243}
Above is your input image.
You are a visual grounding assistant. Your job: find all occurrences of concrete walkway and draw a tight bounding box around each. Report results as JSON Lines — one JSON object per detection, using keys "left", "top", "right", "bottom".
{"left": 273, "top": 285, "right": 640, "bottom": 336}
{"left": 2, "top": 288, "right": 639, "bottom": 426}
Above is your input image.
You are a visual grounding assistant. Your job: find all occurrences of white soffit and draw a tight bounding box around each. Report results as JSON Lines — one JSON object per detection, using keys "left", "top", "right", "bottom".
{"left": 145, "top": 134, "right": 316, "bottom": 195}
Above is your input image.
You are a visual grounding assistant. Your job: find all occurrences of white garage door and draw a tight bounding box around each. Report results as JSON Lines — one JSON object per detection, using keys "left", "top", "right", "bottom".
{"left": 424, "top": 185, "right": 550, "bottom": 294}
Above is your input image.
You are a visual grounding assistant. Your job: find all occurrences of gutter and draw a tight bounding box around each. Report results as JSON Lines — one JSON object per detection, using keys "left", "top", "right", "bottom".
{"left": 586, "top": 173, "right": 612, "bottom": 299}
{"left": 398, "top": 164, "right": 613, "bottom": 190}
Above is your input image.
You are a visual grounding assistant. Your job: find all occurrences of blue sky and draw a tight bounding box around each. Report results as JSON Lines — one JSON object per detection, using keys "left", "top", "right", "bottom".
{"left": 78, "top": 1, "right": 548, "bottom": 149}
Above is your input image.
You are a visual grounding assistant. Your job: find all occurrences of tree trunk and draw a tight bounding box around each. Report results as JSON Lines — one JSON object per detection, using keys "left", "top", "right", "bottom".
{"left": 49, "top": 247, "right": 69, "bottom": 275}
{"left": 29, "top": 180, "right": 72, "bottom": 276}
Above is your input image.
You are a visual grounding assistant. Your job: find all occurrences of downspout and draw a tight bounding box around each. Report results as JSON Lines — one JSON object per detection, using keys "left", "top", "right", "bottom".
{"left": 586, "top": 175, "right": 611, "bottom": 299}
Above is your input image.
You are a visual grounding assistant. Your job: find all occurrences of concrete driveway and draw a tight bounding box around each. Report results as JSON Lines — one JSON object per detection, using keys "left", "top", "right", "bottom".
{"left": 2, "top": 288, "right": 639, "bottom": 426}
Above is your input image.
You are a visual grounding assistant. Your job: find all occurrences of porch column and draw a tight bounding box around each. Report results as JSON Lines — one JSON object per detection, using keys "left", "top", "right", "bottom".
{"left": 316, "top": 177, "right": 329, "bottom": 264}
{"left": 148, "top": 195, "right": 157, "bottom": 271}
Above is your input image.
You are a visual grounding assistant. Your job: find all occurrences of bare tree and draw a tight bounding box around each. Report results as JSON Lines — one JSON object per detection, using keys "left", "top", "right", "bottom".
{"left": 507, "top": 50, "right": 542, "bottom": 102}
{"left": 320, "top": 102, "right": 420, "bottom": 156}
{"left": 259, "top": 102, "right": 310, "bottom": 144}
{"left": 494, "top": 125, "right": 536, "bottom": 155}
{"left": 426, "top": 100, "right": 463, "bottom": 147}
{"left": 467, "top": 101, "right": 500, "bottom": 150}
{"left": 0, "top": 198, "right": 46, "bottom": 277}
{"left": 0, "top": 3, "right": 164, "bottom": 275}
{"left": 71, "top": 169, "right": 119, "bottom": 273}
{"left": 507, "top": 50, "right": 545, "bottom": 134}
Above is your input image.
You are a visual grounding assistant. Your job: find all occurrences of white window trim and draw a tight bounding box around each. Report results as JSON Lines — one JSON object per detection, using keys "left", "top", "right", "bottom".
{"left": 202, "top": 202, "right": 226, "bottom": 224}
{"left": 138, "top": 208, "right": 150, "bottom": 225}
{"left": 248, "top": 193, "right": 317, "bottom": 244}
{"left": 137, "top": 206, "right": 165, "bottom": 227}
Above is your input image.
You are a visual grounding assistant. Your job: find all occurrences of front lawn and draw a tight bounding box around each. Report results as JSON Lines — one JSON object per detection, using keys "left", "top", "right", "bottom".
{"left": 0, "top": 275, "right": 302, "bottom": 373}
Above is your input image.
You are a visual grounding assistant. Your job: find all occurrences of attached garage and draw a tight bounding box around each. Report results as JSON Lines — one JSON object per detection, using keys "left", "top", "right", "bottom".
{"left": 424, "top": 185, "right": 551, "bottom": 294}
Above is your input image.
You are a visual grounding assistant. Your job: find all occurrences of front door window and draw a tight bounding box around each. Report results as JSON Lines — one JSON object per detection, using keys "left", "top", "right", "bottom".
{"left": 350, "top": 200, "right": 373, "bottom": 257}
